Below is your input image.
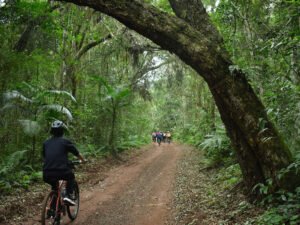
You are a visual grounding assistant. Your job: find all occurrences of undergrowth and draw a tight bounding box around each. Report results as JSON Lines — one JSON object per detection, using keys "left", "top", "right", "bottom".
{"left": 194, "top": 128, "right": 300, "bottom": 225}
{"left": 0, "top": 150, "right": 42, "bottom": 194}
{"left": 252, "top": 156, "right": 300, "bottom": 225}
{"left": 0, "top": 137, "right": 147, "bottom": 194}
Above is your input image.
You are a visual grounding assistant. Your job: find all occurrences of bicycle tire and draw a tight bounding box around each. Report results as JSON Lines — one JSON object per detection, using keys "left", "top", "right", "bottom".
{"left": 41, "top": 191, "right": 57, "bottom": 225}
{"left": 67, "top": 181, "right": 80, "bottom": 220}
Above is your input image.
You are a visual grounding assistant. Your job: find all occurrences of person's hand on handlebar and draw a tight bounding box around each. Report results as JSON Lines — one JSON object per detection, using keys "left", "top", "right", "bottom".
{"left": 78, "top": 154, "right": 87, "bottom": 163}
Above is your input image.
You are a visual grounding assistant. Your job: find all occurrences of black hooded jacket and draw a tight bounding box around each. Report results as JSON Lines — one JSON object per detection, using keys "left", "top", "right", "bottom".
{"left": 42, "top": 137, "right": 79, "bottom": 175}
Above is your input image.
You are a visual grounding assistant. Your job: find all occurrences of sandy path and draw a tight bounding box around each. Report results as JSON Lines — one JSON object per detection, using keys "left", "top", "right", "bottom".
{"left": 24, "top": 143, "right": 183, "bottom": 225}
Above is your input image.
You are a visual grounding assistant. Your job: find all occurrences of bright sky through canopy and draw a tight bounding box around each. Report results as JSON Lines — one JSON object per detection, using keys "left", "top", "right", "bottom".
{"left": 0, "top": 0, "right": 5, "bottom": 7}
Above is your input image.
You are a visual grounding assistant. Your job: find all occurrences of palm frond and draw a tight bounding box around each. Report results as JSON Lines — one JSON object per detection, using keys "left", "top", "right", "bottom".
{"left": 3, "top": 91, "right": 33, "bottom": 104}
{"left": 97, "top": 76, "right": 114, "bottom": 94}
{"left": 19, "top": 119, "right": 41, "bottom": 136}
{"left": 115, "top": 88, "right": 131, "bottom": 101}
{"left": 41, "top": 104, "right": 73, "bottom": 120}
{"left": 21, "top": 82, "right": 37, "bottom": 92}
{"left": 1, "top": 103, "right": 18, "bottom": 111}
{"left": 44, "top": 90, "right": 77, "bottom": 103}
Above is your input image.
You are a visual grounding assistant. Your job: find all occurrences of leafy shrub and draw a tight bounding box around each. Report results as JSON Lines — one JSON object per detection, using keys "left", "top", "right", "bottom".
{"left": 0, "top": 150, "right": 42, "bottom": 193}
{"left": 199, "top": 127, "right": 233, "bottom": 166}
{"left": 0, "top": 150, "right": 28, "bottom": 177}
{"left": 79, "top": 144, "right": 108, "bottom": 157}
{"left": 117, "top": 135, "right": 147, "bottom": 152}
{"left": 215, "top": 163, "right": 242, "bottom": 190}
{"left": 256, "top": 187, "right": 300, "bottom": 225}
{"left": 253, "top": 158, "right": 300, "bottom": 225}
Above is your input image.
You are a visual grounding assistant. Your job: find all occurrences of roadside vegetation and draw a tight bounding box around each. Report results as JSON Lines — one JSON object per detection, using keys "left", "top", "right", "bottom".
{"left": 0, "top": 0, "right": 299, "bottom": 224}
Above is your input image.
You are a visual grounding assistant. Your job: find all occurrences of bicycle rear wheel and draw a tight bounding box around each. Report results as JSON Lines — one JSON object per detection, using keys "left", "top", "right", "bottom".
{"left": 67, "top": 181, "right": 80, "bottom": 220}
{"left": 41, "top": 191, "right": 58, "bottom": 225}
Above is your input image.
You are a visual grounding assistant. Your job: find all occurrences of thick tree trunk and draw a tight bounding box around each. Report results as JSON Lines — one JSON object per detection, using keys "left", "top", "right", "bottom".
{"left": 168, "top": 0, "right": 268, "bottom": 191}
{"left": 57, "top": 0, "right": 298, "bottom": 192}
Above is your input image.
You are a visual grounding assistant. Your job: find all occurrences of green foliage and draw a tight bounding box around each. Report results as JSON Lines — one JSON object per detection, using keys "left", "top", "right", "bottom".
{"left": 19, "top": 119, "right": 41, "bottom": 137}
{"left": 199, "top": 127, "right": 233, "bottom": 166}
{"left": 117, "top": 135, "right": 148, "bottom": 152}
{"left": 2, "top": 83, "right": 76, "bottom": 135}
{"left": 252, "top": 157, "right": 300, "bottom": 224}
{"left": 211, "top": 0, "right": 300, "bottom": 156}
{"left": 215, "top": 163, "right": 242, "bottom": 190}
{"left": 79, "top": 144, "right": 108, "bottom": 157}
{"left": 145, "top": 0, "right": 173, "bottom": 13}
{"left": 198, "top": 127, "right": 234, "bottom": 166}
{"left": 254, "top": 187, "right": 300, "bottom": 225}
{"left": 0, "top": 0, "right": 297, "bottom": 212}
{"left": 0, "top": 150, "right": 42, "bottom": 193}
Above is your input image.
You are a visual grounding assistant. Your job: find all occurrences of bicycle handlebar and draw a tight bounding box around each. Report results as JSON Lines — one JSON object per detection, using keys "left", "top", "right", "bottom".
{"left": 71, "top": 160, "right": 82, "bottom": 165}
{"left": 68, "top": 160, "right": 87, "bottom": 169}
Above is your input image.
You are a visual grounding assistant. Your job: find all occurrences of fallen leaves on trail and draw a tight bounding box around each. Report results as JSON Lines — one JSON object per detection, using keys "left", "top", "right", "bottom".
{"left": 0, "top": 185, "right": 46, "bottom": 224}
{"left": 169, "top": 149, "right": 264, "bottom": 225}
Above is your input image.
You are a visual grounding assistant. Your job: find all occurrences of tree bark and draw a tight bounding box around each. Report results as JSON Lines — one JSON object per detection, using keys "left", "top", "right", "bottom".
{"left": 168, "top": 0, "right": 223, "bottom": 47}
{"left": 108, "top": 101, "right": 117, "bottom": 157}
{"left": 14, "top": 5, "right": 60, "bottom": 52}
{"left": 14, "top": 20, "right": 37, "bottom": 52}
{"left": 56, "top": 0, "right": 298, "bottom": 192}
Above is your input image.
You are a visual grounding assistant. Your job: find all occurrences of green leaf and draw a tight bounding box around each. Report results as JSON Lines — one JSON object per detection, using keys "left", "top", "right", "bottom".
{"left": 43, "top": 90, "right": 77, "bottom": 103}
{"left": 19, "top": 119, "right": 41, "bottom": 137}
{"left": 41, "top": 104, "right": 73, "bottom": 120}
{"left": 3, "top": 90, "right": 33, "bottom": 104}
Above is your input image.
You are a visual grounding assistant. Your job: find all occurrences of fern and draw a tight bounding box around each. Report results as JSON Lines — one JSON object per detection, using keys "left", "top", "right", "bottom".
{"left": 199, "top": 129, "right": 232, "bottom": 166}
{"left": 0, "top": 150, "right": 28, "bottom": 176}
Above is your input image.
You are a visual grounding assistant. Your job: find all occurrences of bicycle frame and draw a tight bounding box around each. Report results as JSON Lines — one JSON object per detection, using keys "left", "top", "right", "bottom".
{"left": 42, "top": 161, "right": 81, "bottom": 225}
{"left": 47, "top": 180, "right": 67, "bottom": 221}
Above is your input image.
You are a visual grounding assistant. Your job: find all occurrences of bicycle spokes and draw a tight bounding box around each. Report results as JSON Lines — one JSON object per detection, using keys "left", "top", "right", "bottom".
{"left": 42, "top": 192, "right": 58, "bottom": 225}
{"left": 67, "top": 182, "right": 80, "bottom": 220}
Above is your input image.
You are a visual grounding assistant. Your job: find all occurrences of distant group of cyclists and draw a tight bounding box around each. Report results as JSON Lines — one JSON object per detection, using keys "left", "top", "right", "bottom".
{"left": 152, "top": 131, "right": 172, "bottom": 145}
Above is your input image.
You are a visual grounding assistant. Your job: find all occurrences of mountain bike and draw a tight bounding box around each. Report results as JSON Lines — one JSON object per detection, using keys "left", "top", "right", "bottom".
{"left": 41, "top": 160, "right": 81, "bottom": 225}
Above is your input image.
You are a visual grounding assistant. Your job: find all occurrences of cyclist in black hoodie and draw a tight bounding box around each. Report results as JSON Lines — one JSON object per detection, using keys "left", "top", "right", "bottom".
{"left": 42, "top": 120, "right": 85, "bottom": 206}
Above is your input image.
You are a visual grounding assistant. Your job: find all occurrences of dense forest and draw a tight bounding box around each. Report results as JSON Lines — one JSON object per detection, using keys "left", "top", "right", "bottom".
{"left": 0, "top": 0, "right": 299, "bottom": 224}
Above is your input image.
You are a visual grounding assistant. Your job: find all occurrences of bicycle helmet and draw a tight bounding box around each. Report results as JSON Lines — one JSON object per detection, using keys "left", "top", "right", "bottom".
{"left": 50, "top": 120, "right": 66, "bottom": 137}
{"left": 51, "top": 120, "right": 64, "bottom": 128}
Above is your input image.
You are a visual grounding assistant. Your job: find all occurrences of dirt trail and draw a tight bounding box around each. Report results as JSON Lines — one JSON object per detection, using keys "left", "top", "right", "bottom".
{"left": 24, "top": 143, "right": 184, "bottom": 225}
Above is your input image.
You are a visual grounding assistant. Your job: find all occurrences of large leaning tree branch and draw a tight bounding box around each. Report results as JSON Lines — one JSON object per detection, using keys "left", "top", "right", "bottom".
{"left": 168, "top": 0, "right": 224, "bottom": 46}
{"left": 56, "top": 0, "right": 299, "bottom": 193}
{"left": 56, "top": 0, "right": 230, "bottom": 84}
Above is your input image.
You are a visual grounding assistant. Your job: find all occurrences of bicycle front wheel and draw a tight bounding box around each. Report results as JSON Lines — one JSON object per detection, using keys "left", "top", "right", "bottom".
{"left": 41, "top": 191, "right": 57, "bottom": 225}
{"left": 67, "top": 181, "right": 80, "bottom": 220}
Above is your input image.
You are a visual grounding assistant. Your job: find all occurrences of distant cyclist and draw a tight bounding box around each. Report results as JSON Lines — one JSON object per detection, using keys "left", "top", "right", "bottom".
{"left": 151, "top": 132, "right": 156, "bottom": 142}
{"left": 166, "top": 131, "right": 172, "bottom": 144}
{"left": 162, "top": 132, "right": 166, "bottom": 143}
{"left": 156, "top": 131, "right": 163, "bottom": 146}
{"left": 42, "top": 120, "right": 85, "bottom": 208}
